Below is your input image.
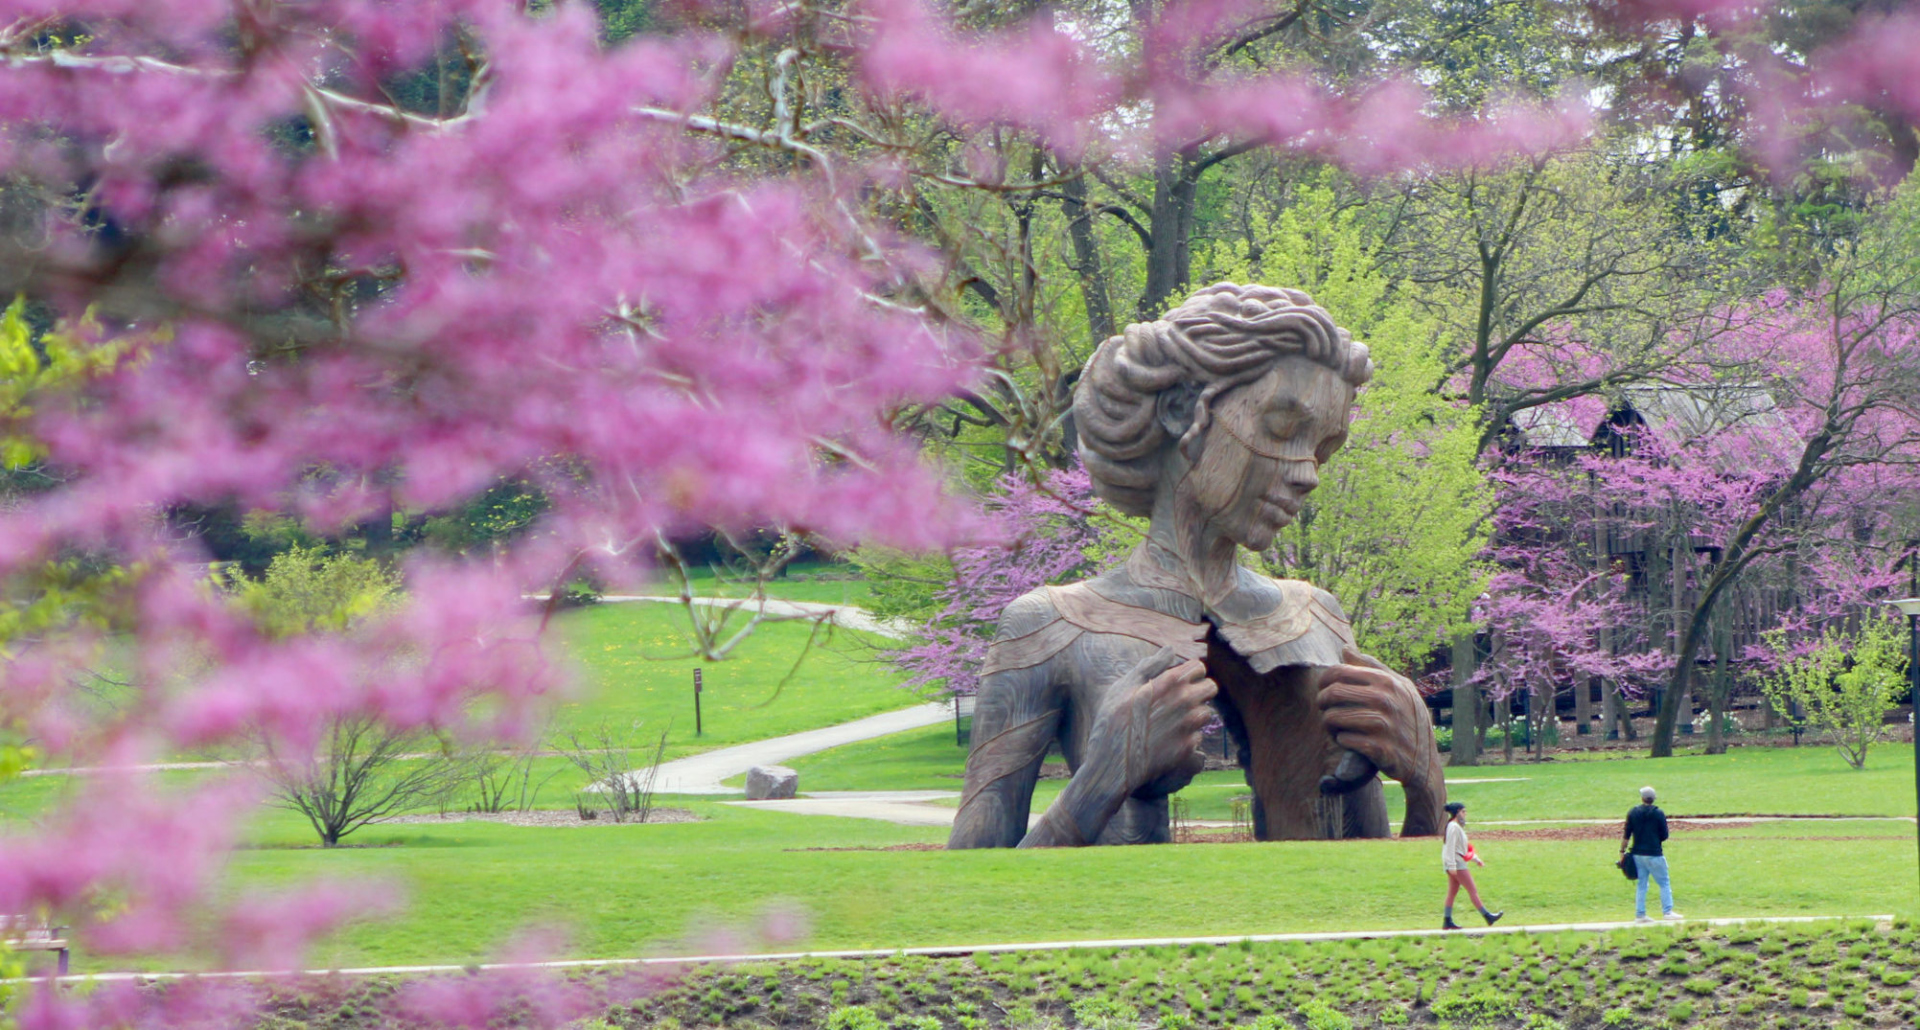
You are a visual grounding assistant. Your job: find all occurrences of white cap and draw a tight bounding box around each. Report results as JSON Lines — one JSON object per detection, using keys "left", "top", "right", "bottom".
{"left": 1640, "top": 786, "right": 1656, "bottom": 802}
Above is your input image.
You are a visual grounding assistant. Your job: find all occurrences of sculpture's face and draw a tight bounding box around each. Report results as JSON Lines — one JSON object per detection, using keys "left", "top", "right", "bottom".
{"left": 1181, "top": 355, "right": 1355, "bottom": 552}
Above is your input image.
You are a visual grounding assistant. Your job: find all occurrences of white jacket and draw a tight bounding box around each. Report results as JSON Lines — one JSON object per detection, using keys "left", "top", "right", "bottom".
{"left": 1443, "top": 821, "right": 1471, "bottom": 871}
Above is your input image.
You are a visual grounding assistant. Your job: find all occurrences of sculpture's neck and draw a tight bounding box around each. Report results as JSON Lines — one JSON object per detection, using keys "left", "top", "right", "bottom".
{"left": 1140, "top": 472, "right": 1241, "bottom": 607}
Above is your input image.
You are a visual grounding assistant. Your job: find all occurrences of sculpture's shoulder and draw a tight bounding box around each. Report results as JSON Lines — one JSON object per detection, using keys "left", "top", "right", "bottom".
{"left": 994, "top": 587, "right": 1067, "bottom": 640}
{"left": 979, "top": 588, "right": 1083, "bottom": 682}
{"left": 1034, "top": 571, "right": 1209, "bottom": 660}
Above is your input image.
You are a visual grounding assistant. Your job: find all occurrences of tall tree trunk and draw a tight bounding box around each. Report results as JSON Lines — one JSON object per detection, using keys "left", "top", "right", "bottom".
{"left": 1705, "top": 604, "right": 1733, "bottom": 755}
{"left": 1057, "top": 166, "right": 1116, "bottom": 345}
{"left": 1449, "top": 633, "right": 1481, "bottom": 767}
{"left": 1576, "top": 675, "right": 1592, "bottom": 737}
{"left": 1501, "top": 699, "right": 1515, "bottom": 764}
{"left": 1139, "top": 151, "right": 1197, "bottom": 320}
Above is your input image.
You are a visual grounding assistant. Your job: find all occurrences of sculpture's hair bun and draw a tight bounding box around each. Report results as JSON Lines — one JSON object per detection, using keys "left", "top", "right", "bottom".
{"left": 1073, "top": 283, "right": 1370, "bottom": 516}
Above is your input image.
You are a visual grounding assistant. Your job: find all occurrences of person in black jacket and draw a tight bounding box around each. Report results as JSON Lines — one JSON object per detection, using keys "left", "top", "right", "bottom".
{"left": 1621, "top": 785, "right": 1683, "bottom": 923}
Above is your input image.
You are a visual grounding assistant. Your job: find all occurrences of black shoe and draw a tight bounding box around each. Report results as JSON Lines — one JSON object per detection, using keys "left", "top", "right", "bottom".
{"left": 1443, "top": 917, "right": 1461, "bottom": 930}
{"left": 1483, "top": 910, "right": 1504, "bottom": 926}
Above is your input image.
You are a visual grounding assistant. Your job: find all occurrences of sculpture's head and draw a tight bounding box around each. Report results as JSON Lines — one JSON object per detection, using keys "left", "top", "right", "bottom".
{"left": 1073, "top": 283, "right": 1370, "bottom": 551}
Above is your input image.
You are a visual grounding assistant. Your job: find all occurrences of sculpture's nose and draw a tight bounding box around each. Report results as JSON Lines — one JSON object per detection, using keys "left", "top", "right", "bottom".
{"left": 1283, "top": 458, "right": 1320, "bottom": 493}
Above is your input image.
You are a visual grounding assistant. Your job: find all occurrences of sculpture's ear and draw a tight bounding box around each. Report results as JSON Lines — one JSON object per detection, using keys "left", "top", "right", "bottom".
{"left": 1156, "top": 382, "right": 1200, "bottom": 441}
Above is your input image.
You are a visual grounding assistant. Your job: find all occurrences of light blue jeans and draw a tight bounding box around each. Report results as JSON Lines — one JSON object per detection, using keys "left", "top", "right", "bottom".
{"left": 1634, "top": 855, "right": 1674, "bottom": 917}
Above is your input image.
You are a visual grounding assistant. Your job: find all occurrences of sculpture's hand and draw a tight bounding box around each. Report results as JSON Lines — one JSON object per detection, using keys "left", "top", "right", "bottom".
{"left": 1021, "top": 648, "right": 1215, "bottom": 848}
{"left": 1089, "top": 655, "right": 1218, "bottom": 796}
{"left": 1316, "top": 648, "right": 1447, "bottom": 836}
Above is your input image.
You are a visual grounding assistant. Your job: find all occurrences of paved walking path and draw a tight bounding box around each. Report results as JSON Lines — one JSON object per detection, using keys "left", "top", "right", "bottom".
{"left": 649, "top": 703, "right": 953, "bottom": 794}
{"left": 37, "top": 914, "right": 1891, "bottom": 984}
{"left": 597, "top": 595, "right": 913, "bottom": 639}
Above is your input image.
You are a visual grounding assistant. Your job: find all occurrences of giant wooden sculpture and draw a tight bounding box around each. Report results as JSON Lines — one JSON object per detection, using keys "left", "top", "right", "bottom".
{"left": 947, "top": 283, "right": 1447, "bottom": 848}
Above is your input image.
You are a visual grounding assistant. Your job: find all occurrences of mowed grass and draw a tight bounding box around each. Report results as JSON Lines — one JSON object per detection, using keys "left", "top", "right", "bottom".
{"left": 796, "top": 725, "right": 1920, "bottom": 821}
{"left": 779, "top": 723, "right": 968, "bottom": 791}
{"left": 545, "top": 601, "right": 915, "bottom": 759}
{"left": 136, "top": 806, "right": 1913, "bottom": 975}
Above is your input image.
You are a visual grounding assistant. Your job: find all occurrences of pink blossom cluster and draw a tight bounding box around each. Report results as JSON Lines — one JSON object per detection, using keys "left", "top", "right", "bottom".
{"left": 857, "top": 0, "right": 1595, "bottom": 170}
{"left": 0, "top": 0, "right": 975, "bottom": 1020}
{"left": 891, "top": 466, "right": 1112, "bottom": 697}
{"left": 1479, "top": 293, "right": 1920, "bottom": 703}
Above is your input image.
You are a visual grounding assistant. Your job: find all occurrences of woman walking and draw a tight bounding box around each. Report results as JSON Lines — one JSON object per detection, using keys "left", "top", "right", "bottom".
{"left": 1442, "top": 801, "right": 1503, "bottom": 930}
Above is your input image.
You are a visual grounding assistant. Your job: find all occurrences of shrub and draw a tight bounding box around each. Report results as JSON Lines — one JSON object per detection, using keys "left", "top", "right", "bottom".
{"left": 1788, "top": 987, "right": 1810, "bottom": 1007}
{"left": 1296, "top": 999, "right": 1352, "bottom": 1030}
{"left": 1680, "top": 977, "right": 1716, "bottom": 996}
{"left": 827, "top": 1007, "right": 886, "bottom": 1030}
{"left": 1599, "top": 1007, "right": 1633, "bottom": 1027}
{"left": 1520, "top": 1016, "right": 1565, "bottom": 1030}
{"left": 1070, "top": 995, "right": 1139, "bottom": 1030}
{"left": 1431, "top": 988, "right": 1515, "bottom": 1029}
{"left": 896, "top": 1017, "right": 942, "bottom": 1030}
{"left": 1666, "top": 1000, "right": 1693, "bottom": 1022}
{"left": 1882, "top": 969, "right": 1914, "bottom": 986}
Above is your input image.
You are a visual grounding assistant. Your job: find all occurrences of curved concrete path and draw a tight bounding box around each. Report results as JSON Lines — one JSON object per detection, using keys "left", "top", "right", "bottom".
{"left": 648, "top": 702, "right": 953, "bottom": 794}
{"left": 598, "top": 595, "right": 913, "bottom": 639}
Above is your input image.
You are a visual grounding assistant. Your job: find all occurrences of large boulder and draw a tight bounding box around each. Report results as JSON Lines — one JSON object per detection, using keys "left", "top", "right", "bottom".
{"left": 745, "top": 765, "right": 799, "bottom": 800}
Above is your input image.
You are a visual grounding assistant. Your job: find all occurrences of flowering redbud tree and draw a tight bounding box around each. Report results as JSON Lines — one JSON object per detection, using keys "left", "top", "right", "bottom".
{"left": 890, "top": 465, "right": 1114, "bottom": 698}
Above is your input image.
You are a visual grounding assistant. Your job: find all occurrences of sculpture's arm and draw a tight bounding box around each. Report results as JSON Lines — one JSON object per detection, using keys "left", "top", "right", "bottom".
{"left": 1315, "top": 647, "right": 1447, "bottom": 838}
{"left": 1020, "top": 647, "right": 1215, "bottom": 848}
{"left": 947, "top": 659, "right": 1065, "bottom": 849}
{"left": 948, "top": 593, "right": 1073, "bottom": 849}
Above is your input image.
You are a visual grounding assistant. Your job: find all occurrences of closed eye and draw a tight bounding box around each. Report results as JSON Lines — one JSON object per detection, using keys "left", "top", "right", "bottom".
{"left": 1315, "top": 432, "right": 1347, "bottom": 464}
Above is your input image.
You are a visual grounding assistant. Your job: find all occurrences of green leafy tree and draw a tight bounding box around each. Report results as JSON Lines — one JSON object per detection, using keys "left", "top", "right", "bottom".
{"left": 1200, "top": 183, "right": 1494, "bottom": 670}
{"left": 1, "top": 295, "right": 139, "bottom": 489}
{"left": 232, "top": 545, "right": 399, "bottom": 637}
{"left": 1761, "top": 618, "right": 1909, "bottom": 770}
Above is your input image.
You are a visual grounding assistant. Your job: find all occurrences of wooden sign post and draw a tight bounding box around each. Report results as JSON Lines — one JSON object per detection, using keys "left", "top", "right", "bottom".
{"left": 694, "top": 667, "right": 703, "bottom": 737}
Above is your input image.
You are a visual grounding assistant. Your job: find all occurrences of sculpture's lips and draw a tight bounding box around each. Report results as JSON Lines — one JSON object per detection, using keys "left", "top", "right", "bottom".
{"left": 1263, "top": 492, "right": 1303, "bottom": 517}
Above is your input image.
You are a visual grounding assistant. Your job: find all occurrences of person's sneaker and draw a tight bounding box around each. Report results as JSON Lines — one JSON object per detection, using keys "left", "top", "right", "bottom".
{"left": 1483, "top": 911, "right": 1504, "bottom": 926}
{"left": 1443, "top": 918, "right": 1462, "bottom": 931}
{"left": 1634, "top": 917, "right": 1654, "bottom": 925}
{"left": 1663, "top": 912, "right": 1686, "bottom": 921}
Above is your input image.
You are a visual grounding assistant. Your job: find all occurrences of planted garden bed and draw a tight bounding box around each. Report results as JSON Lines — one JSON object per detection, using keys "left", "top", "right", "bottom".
{"left": 234, "top": 919, "right": 1917, "bottom": 1028}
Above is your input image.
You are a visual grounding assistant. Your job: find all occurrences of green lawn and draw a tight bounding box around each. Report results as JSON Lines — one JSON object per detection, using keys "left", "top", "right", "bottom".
{"left": 0, "top": 599, "right": 920, "bottom": 824}
{"left": 161, "top": 805, "right": 1911, "bottom": 976}
{"left": 775, "top": 723, "right": 968, "bottom": 791}
{"left": 541, "top": 601, "right": 915, "bottom": 759}
{"left": 794, "top": 726, "right": 1920, "bottom": 821}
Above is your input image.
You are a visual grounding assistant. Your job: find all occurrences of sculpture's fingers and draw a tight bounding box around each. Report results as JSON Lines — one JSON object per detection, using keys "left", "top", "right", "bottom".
{"left": 1322, "top": 707, "right": 1392, "bottom": 736}
{"left": 1317, "top": 680, "right": 1389, "bottom": 711}
{"left": 1318, "top": 749, "right": 1377, "bottom": 795}
{"left": 1117, "top": 645, "right": 1186, "bottom": 693}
